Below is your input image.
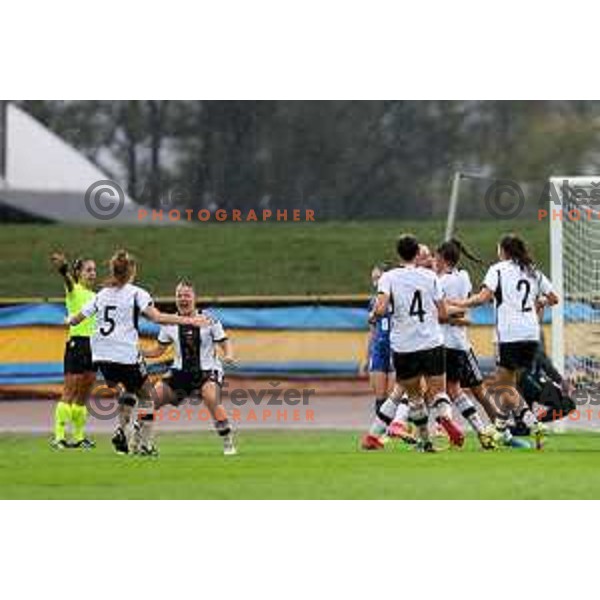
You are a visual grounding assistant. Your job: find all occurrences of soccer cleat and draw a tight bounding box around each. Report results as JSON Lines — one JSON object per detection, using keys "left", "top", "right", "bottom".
{"left": 531, "top": 423, "right": 546, "bottom": 450}
{"left": 477, "top": 428, "right": 498, "bottom": 450}
{"left": 416, "top": 440, "right": 437, "bottom": 453}
{"left": 504, "top": 436, "right": 532, "bottom": 449}
{"left": 388, "top": 421, "right": 418, "bottom": 444}
{"left": 50, "top": 438, "right": 71, "bottom": 450}
{"left": 223, "top": 436, "right": 238, "bottom": 456}
{"left": 135, "top": 444, "right": 159, "bottom": 457}
{"left": 361, "top": 433, "right": 385, "bottom": 450}
{"left": 72, "top": 438, "right": 96, "bottom": 449}
{"left": 438, "top": 417, "right": 465, "bottom": 447}
{"left": 111, "top": 427, "right": 129, "bottom": 455}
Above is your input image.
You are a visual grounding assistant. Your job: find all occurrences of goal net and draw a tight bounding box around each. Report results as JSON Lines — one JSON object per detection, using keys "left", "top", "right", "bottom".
{"left": 550, "top": 176, "right": 600, "bottom": 389}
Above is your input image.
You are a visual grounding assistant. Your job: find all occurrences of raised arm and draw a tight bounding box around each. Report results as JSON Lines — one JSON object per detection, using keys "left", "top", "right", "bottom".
{"left": 50, "top": 252, "right": 74, "bottom": 293}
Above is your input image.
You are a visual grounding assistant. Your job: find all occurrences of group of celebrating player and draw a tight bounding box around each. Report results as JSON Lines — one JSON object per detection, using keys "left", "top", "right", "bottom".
{"left": 51, "top": 249, "right": 237, "bottom": 456}
{"left": 361, "top": 233, "right": 559, "bottom": 452}
{"left": 50, "top": 231, "right": 559, "bottom": 458}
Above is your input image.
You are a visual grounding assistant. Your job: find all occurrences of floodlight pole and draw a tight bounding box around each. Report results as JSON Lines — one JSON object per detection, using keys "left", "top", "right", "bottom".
{"left": 0, "top": 100, "right": 7, "bottom": 186}
{"left": 445, "top": 171, "right": 462, "bottom": 241}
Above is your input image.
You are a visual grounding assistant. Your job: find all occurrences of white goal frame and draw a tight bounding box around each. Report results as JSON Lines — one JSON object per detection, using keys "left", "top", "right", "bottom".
{"left": 549, "top": 175, "right": 600, "bottom": 378}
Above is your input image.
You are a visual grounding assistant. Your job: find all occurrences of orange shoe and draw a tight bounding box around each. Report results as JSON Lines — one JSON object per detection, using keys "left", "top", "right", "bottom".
{"left": 361, "top": 433, "right": 385, "bottom": 450}
{"left": 388, "top": 421, "right": 417, "bottom": 444}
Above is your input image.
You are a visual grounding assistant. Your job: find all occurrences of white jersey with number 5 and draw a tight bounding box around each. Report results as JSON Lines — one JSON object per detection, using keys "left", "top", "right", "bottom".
{"left": 378, "top": 266, "right": 444, "bottom": 353}
{"left": 81, "top": 283, "right": 154, "bottom": 364}
{"left": 482, "top": 260, "right": 553, "bottom": 343}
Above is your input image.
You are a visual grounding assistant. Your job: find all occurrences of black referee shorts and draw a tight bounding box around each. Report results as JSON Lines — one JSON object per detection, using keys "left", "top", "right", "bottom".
{"left": 64, "top": 336, "right": 94, "bottom": 374}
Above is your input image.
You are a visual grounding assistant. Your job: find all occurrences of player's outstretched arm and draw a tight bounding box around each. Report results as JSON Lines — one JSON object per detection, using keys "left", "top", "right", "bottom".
{"left": 142, "top": 306, "right": 212, "bottom": 328}
{"left": 65, "top": 311, "right": 85, "bottom": 327}
{"left": 450, "top": 287, "right": 494, "bottom": 309}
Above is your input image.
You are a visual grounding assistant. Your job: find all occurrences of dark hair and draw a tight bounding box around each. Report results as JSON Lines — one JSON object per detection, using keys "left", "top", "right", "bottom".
{"left": 499, "top": 234, "right": 534, "bottom": 274}
{"left": 396, "top": 234, "right": 419, "bottom": 262}
{"left": 107, "top": 250, "right": 136, "bottom": 286}
{"left": 71, "top": 257, "right": 94, "bottom": 283}
{"left": 436, "top": 238, "right": 482, "bottom": 268}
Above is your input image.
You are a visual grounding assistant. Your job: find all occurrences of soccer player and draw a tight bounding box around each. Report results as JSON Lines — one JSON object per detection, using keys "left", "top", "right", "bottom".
{"left": 513, "top": 321, "right": 575, "bottom": 432}
{"left": 373, "top": 234, "right": 462, "bottom": 452}
{"left": 143, "top": 279, "right": 238, "bottom": 455}
{"left": 66, "top": 250, "right": 211, "bottom": 456}
{"left": 50, "top": 252, "right": 97, "bottom": 449}
{"left": 450, "top": 234, "right": 559, "bottom": 449}
{"left": 361, "top": 263, "right": 414, "bottom": 449}
{"left": 434, "top": 239, "right": 498, "bottom": 449}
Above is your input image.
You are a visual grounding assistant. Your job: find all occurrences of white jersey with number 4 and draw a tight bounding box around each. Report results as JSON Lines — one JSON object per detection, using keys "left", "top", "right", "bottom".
{"left": 440, "top": 268, "right": 472, "bottom": 351}
{"left": 377, "top": 266, "right": 444, "bottom": 353}
{"left": 81, "top": 283, "right": 154, "bottom": 364}
{"left": 482, "top": 260, "right": 553, "bottom": 343}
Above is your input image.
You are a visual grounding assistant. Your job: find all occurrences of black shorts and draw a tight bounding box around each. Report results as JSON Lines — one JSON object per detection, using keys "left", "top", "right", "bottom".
{"left": 498, "top": 341, "right": 539, "bottom": 372}
{"left": 94, "top": 361, "right": 148, "bottom": 394}
{"left": 64, "top": 337, "right": 93, "bottom": 374}
{"left": 445, "top": 348, "right": 483, "bottom": 389}
{"left": 393, "top": 345, "right": 445, "bottom": 381}
{"left": 162, "top": 369, "right": 224, "bottom": 404}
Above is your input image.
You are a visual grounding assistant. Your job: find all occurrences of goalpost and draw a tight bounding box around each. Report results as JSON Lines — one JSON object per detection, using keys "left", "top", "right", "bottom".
{"left": 445, "top": 172, "right": 600, "bottom": 388}
{"left": 550, "top": 176, "right": 600, "bottom": 387}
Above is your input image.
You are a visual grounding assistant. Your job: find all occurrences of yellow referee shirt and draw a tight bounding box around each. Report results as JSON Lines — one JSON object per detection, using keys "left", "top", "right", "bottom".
{"left": 65, "top": 283, "right": 96, "bottom": 338}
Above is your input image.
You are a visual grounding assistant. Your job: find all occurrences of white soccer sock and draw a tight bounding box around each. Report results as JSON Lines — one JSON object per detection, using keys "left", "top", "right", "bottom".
{"left": 432, "top": 392, "right": 452, "bottom": 422}
{"left": 455, "top": 392, "right": 485, "bottom": 434}
{"left": 409, "top": 399, "right": 430, "bottom": 442}
{"left": 369, "top": 398, "right": 398, "bottom": 436}
{"left": 393, "top": 397, "right": 409, "bottom": 424}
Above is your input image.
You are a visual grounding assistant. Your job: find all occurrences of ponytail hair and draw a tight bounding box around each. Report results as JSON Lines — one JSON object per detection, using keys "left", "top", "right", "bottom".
{"left": 107, "top": 249, "right": 136, "bottom": 287}
{"left": 436, "top": 238, "right": 483, "bottom": 268}
{"left": 499, "top": 234, "right": 535, "bottom": 275}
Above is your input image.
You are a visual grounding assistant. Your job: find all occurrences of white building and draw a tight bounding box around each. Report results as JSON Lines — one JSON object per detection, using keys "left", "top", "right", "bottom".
{"left": 0, "top": 102, "right": 152, "bottom": 224}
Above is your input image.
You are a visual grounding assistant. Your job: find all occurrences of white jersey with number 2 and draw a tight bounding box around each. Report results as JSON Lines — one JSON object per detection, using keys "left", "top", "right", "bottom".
{"left": 482, "top": 260, "right": 553, "bottom": 343}
{"left": 377, "top": 266, "right": 444, "bottom": 353}
{"left": 81, "top": 283, "right": 154, "bottom": 364}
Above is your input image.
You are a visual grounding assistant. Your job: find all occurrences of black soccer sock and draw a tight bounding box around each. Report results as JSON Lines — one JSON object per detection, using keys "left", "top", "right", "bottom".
{"left": 215, "top": 419, "right": 232, "bottom": 437}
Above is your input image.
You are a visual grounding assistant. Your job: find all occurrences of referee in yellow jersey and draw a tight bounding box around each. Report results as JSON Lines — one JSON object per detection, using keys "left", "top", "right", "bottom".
{"left": 50, "top": 253, "right": 97, "bottom": 449}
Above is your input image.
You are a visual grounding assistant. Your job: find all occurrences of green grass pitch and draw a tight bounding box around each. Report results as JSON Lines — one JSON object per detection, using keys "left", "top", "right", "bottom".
{"left": 1, "top": 430, "right": 599, "bottom": 499}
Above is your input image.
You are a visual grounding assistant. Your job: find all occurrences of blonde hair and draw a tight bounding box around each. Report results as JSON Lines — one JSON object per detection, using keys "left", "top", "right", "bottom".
{"left": 107, "top": 250, "right": 136, "bottom": 287}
